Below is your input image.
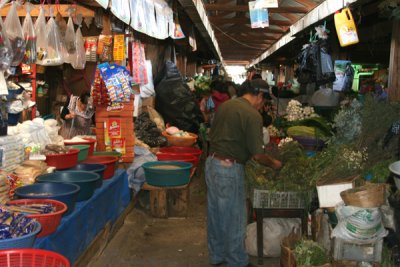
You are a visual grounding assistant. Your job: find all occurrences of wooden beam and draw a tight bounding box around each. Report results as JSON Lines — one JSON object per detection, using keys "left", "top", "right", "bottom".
{"left": 217, "top": 37, "right": 274, "bottom": 45}
{"left": 292, "top": 0, "right": 319, "bottom": 9}
{"left": 224, "top": 25, "right": 286, "bottom": 34}
{"left": 215, "top": 32, "right": 279, "bottom": 40}
{"left": 224, "top": 60, "right": 250, "bottom": 65}
{"left": 209, "top": 16, "right": 292, "bottom": 26}
{"left": 0, "top": 4, "right": 95, "bottom": 17}
{"left": 205, "top": 4, "right": 309, "bottom": 13}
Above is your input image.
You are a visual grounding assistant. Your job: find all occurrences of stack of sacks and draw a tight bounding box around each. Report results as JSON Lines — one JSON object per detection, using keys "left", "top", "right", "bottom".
{"left": 8, "top": 118, "right": 64, "bottom": 147}
{"left": 44, "top": 119, "right": 64, "bottom": 145}
{"left": 0, "top": 136, "right": 24, "bottom": 172}
{"left": 14, "top": 160, "right": 47, "bottom": 186}
{"left": 0, "top": 172, "right": 9, "bottom": 203}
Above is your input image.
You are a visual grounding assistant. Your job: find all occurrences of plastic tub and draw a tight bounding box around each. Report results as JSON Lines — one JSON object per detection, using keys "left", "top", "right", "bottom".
{"left": 64, "top": 138, "right": 96, "bottom": 156}
{"left": 0, "top": 248, "right": 70, "bottom": 267}
{"left": 389, "top": 161, "right": 400, "bottom": 190}
{"left": 64, "top": 163, "right": 106, "bottom": 188}
{"left": 93, "top": 151, "right": 122, "bottom": 159}
{"left": 82, "top": 156, "right": 118, "bottom": 179}
{"left": 0, "top": 221, "right": 41, "bottom": 249}
{"left": 15, "top": 183, "right": 80, "bottom": 215}
{"left": 65, "top": 145, "right": 90, "bottom": 162}
{"left": 142, "top": 161, "right": 192, "bottom": 187}
{"left": 161, "top": 131, "right": 198, "bottom": 147}
{"left": 156, "top": 153, "right": 196, "bottom": 171}
{"left": 36, "top": 171, "right": 100, "bottom": 202}
{"left": 45, "top": 149, "right": 79, "bottom": 170}
{"left": 7, "top": 199, "right": 67, "bottom": 237}
{"left": 159, "top": 146, "right": 202, "bottom": 166}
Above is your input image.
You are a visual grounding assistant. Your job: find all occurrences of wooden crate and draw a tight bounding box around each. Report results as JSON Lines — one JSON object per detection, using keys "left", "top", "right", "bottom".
{"left": 142, "top": 182, "right": 190, "bottom": 218}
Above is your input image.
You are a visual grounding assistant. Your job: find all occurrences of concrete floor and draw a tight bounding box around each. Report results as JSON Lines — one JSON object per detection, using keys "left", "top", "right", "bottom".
{"left": 88, "top": 167, "right": 279, "bottom": 267}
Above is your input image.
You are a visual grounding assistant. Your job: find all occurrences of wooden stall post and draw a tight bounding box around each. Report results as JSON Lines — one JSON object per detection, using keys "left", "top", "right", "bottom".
{"left": 388, "top": 19, "right": 400, "bottom": 101}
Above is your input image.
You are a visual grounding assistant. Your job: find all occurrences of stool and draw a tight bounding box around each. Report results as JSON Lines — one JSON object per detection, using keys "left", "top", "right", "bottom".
{"left": 255, "top": 208, "right": 307, "bottom": 265}
{"left": 142, "top": 182, "right": 190, "bottom": 218}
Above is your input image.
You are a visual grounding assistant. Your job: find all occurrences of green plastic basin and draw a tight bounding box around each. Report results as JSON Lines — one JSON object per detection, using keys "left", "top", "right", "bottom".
{"left": 66, "top": 145, "right": 90, "bottom": 162}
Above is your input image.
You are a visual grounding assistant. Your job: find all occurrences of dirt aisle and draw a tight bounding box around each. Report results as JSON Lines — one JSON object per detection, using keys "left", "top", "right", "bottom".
{"left": 89, "top": 167, "right": 279, "bottom": 267}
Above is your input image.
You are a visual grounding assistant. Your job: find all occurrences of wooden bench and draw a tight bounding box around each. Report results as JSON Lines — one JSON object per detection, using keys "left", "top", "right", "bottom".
{"left": 141, "top": 169, "right": 195, "bottom": 218}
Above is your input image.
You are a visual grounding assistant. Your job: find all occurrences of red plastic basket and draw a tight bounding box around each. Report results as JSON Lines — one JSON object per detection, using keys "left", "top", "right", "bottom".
{"left": 64, "top": 138, "right": 96, "bottom": 156}
{"left": 0, "top": 248, "right": 70, "bottom": 267}
{"left": 45, "top": 149, "right": 79, "bottom": 170}
{"left": 7, "top": 199, "right": 67, "bottom": 238}
{"left": 159, "top": 146, "right": 202, "bottom": 166}
{"left": 82, "top": 156, "right": 118, "bottom": 179}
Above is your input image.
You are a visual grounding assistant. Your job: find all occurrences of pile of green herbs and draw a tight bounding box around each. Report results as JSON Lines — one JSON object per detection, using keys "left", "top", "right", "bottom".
{"left": 294, "top": 240, "right": 329, "bottom": 266}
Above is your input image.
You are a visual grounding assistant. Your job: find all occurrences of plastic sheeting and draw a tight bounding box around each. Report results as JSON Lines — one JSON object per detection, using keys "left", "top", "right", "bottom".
{"left": 34, "top": 169, "right": 131, "bottom": 264}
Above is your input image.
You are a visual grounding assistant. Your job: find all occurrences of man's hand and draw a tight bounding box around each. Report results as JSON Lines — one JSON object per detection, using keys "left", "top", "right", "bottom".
{"left": 253, "top": 154, "right": 282, "bottom": 170}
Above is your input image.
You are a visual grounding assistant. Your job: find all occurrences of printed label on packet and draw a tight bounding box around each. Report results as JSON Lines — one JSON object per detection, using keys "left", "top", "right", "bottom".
{"left": 111, "top": 138, "right": 126, "bottom": 155}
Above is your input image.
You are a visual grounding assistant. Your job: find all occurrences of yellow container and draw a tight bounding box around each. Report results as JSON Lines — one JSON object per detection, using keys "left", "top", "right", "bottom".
{"left": 334, "top": 8, "right": 359, "bottom": 47}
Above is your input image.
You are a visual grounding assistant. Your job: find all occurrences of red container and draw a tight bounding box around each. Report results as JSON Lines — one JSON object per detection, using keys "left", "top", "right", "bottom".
{"left": 0, "top": 248, "right": 70, "bottom": 267}
{"left": 82, "top": 156, "right": 118, "bottom": 179}
{"left": 159, "top": 146, "right": 202, "bottom": 166}
{"left": 7, "top": 199, "right": 67, "bottom": 237}
{"left": 64, "top": 138, "right": 96, "bottom": 156}
{"left": 156, "top": 153, "right": 197, "bottom": 170}
{"left": 45, "top": 149, "right": 79, "bottom": 170}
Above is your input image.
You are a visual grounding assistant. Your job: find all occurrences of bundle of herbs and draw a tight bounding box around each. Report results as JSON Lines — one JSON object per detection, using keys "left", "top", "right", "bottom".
{"left": 294, "top": 240, "right": 329, "bottom": 267}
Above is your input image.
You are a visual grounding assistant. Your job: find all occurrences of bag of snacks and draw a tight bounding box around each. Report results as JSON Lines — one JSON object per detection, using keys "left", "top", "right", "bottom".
{"left": 71, "top": 15, "right": 86, "bottom": 69}
{"left": 42, "top": 7, "right": 64, "bottom": 66}
{"left": 22, "top": 2, "right": 36, "bottom": 64}
{"left": 0, "top": 0, "right": 12, "bottom": 72}
{"left": 35, "top": 6, "right": 47, "bottom": 64}
{"left": 64, "top": 11, "right": 76, "bottom": 64}
{"left": 4, "top": 1, "right": 26, "bottom": 66}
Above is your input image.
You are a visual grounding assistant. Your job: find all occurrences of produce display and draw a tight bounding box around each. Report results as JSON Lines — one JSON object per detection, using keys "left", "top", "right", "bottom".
{"left": 0, "top": 207, "right": 37, "bottom": 239}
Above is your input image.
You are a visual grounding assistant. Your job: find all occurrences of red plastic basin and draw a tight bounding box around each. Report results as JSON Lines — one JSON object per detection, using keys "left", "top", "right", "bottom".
{"left": 64, "top": 138, "right": 96, "bottom": 156}
{"left": 159, "top": 146, "right": 202, "bottom": 166}
{"left": 156, "top": 153, "right": 197, "bottom": 170}
{"left": 45, "top": 149, "right": 79, "bottom": 170}
{"left": 7, "top": 199, "right": 67, "bottom": 237}
{"left": 82, "top": 156, "right": 118, "bottom": 179}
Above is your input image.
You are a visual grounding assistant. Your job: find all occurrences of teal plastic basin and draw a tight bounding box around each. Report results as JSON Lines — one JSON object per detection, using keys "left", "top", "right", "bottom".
{"left": 66, "top": 145, "right": 90, "bottom": 162}
{"left": 142, "top": 161, "right": 192, "bottom": 187}
{"left": 36, "top": 171, "right": 100, "bottom": 202}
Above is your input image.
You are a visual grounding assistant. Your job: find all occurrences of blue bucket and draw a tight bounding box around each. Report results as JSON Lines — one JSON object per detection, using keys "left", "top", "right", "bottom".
{"left": 0, "top": 221, "right": 41, "bottom": 249}
{"left": 64, "top": 163, "right": 106, "bottom": 188}
{"left": 15, "top": 183, "right": 80, "bottom": 215}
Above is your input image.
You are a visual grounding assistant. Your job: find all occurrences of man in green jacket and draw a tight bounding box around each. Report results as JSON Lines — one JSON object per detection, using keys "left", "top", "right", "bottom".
{"left": 206, "top": 79, "right": 281, "bottom": 267}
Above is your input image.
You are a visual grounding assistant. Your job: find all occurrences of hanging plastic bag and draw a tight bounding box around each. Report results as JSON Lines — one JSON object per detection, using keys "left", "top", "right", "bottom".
{"left": 0, "top": 0, "right": 12, "bottom": 72}
{"left": 4, "top": 1, "right": 26, "bottom": 66}
{"left": 131, "top": 0, "right": 147, "bottom": 34}
{"left": 22, "top": 2, "right": 36, "bottom": 64}
{"left": 143, "top": 0, "right": 157, "bottom": 38}
{"left": 42, "top": 8, "right": 64, "bottom": 66}
{"left": 64, "top": 10, "right": 76, "bottom": 64}
{"left": 71, "top": 15, "right": 86, "bottom": 70}
{"left": 35, "top": 6, "right": 47, "bottom": 65}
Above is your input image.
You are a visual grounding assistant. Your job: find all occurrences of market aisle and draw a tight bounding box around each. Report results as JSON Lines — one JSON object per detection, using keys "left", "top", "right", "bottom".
{"left": 89, "top": 166, "right": 279, "bottom": 267}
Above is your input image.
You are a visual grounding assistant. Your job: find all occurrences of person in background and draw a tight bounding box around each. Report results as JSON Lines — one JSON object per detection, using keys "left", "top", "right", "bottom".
{"left": 205, "top": 78, "right": 282, "bottom": 267}
{"left": 60, "top": 92, "right": 94, "bottom": 139}
{"left": 207, "top": 80, "right": 230, "bottom": 125}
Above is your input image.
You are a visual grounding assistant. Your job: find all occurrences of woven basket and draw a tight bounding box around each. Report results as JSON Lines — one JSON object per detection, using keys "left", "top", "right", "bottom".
{"left": 340, "top": 183, "right": 386, "bottom": 208}
{"left": 161, "top": 131, "right": 198, "bottom": 147}
{"left": 281, "top": 231, "right": 332, "bottom": 267}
